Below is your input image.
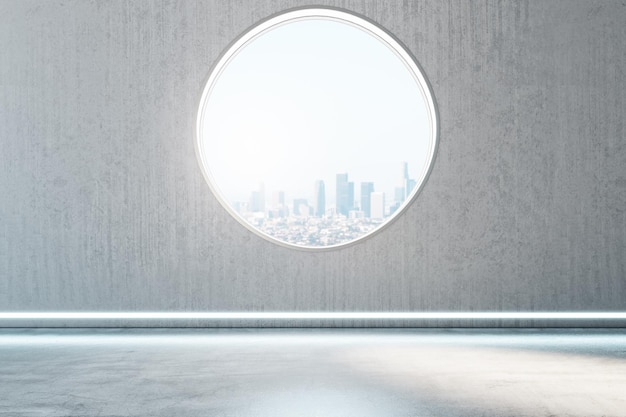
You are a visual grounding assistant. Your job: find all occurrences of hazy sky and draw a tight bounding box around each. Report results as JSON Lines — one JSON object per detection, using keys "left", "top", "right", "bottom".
{"left": 200, "top": 18, "right": 432, "bottom": 207}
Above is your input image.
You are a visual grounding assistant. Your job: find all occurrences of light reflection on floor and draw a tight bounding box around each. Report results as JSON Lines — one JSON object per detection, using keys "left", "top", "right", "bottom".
{"left": 1, "top": 329, "right": 625, "bottom": 417}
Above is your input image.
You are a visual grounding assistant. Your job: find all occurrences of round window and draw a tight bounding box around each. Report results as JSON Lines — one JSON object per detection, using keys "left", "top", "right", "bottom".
{"left": 196, "top": 7, "right": 438, "bottom": 249}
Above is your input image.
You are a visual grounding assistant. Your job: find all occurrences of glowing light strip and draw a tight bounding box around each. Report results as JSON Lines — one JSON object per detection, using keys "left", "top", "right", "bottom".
{"left": 0, "top": 312, "right": 625, "bottom": 320}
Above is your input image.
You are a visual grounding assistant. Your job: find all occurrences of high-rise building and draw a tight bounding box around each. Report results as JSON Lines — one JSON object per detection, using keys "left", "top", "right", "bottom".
{"left": 371, "top": 191, "right": 385, "bottom": 219}
{"left": 293, "top": 198, "right": 308, "bottom": 216}
{"left": 314, "top": 180, "right": 325, "bottom": 217}
{"left": 336, "top": 173, "right": 353, "bottom": 216}
{"left": 402, "top": 161, "right": 409, "bottom": 181}
{"left": 270, "top": 190, "right": 286, "bottom": 218}
{"left": 249, "top": 183, "right": 265, "bottom": 213}
{"left": 233, "top": 201, "right": 248, "bottom": 214}
{"left": 405, "top": 178, "right": 416, "bottom": 198}
{"left": 272, "top": 191, "right": 285, "bottom": 208}
{"left": 401, "top": 162, "right": 416, "bottom": 200}
{"left": 394, "top": 186, "right": 405, "bottom": 203}
{"left": 348, "top": 181, "right": 354, "bottom": 213}
{"left": 360, "top": 182, "right": 374, "bottom": 218}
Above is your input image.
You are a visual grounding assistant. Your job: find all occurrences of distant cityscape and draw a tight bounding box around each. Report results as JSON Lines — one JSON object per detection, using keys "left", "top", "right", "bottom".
{"left": 231, "top": 162, "right": 417, "bottom": 246}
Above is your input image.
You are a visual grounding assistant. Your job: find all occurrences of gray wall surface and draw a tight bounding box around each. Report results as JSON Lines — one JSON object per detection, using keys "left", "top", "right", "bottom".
{"left": 1, "top": 0, "right": 625, "bottom": 326}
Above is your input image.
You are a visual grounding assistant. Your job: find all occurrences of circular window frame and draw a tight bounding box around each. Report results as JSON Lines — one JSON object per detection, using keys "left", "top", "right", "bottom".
{"left": 195, "top": 6, "right": 439, "bottom": 251}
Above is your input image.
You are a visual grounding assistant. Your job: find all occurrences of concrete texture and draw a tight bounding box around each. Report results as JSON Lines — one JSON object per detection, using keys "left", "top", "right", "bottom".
{"left": 0, "top": 0, "right": 625, "bottom": 325}
{"left": 1, "top": 329, "right": 626, "bottom": 416}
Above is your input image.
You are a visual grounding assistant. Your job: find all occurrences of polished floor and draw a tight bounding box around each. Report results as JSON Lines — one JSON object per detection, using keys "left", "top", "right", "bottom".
{"left": 1, "top": 329, "right": 625, "bottom": 417}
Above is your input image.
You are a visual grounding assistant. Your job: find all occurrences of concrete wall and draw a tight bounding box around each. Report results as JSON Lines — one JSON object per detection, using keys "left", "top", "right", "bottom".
{"left": 1, "top": 0, "right": 625, "bottom": 326}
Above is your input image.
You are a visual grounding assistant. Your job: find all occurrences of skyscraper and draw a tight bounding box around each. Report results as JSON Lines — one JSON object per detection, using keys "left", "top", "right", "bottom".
{"left": 394, "top": 186, "right": 405, "bottom": 203}
{"left": 271, "top": 190, "right": 286, "bottom": 218}
{"left": 249, "top": 182, "right": 265, "bottom": 213}
{"left": 371, "top": 191, "right": 385, "bottom": 219}
{"left": 348, "top": 181, "right": 354, "bottom": 213}
{"left": 314, "top": 180, "right": 325, "bottom": 217}
{"left": 401, "top": 162, "right": 416, "bottom": 200}
{"left": 272, "top": 191, "right": 285, "bottom": 208}
{"left": 293, "top": 198, "right": 309, "bottom": 216}
{"left": 402, "top": 161, "right": 409, "bottom": 181}
{"left": 336, "top": 173, "right": 353, "bottom": 216}
{"left": 405, "top": 178, "right": 416, "bottom": 199}
{"left": 361, "top": 182, "right": 374, "bottom": 218}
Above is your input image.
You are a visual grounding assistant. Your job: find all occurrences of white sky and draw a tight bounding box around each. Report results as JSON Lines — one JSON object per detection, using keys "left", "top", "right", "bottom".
{"left": 200, "top": 18, "right": 431, "bottom": 207}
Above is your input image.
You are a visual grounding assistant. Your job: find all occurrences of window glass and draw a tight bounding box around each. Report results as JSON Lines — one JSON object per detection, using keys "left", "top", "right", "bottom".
{"left": 196, "top": 8, "right": 438, "bottom": 249}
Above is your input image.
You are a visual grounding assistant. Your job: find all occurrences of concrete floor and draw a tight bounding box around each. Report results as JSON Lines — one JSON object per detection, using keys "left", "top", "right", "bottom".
{"left": 1, "top": 329, "right": 625, "bottom": 417}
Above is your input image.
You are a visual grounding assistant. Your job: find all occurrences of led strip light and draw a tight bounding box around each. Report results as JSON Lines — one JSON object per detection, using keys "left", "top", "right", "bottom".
{"left": 0, "top": 312, "right": 625, "bottom": 320}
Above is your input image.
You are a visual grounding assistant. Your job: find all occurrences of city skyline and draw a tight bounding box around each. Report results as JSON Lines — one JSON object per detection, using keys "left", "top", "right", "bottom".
{"left": 233, "top": 161, "right": 418, "bottom": 221}
{"left": 216, "top": 158, "right": 424, "bottom": 207}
